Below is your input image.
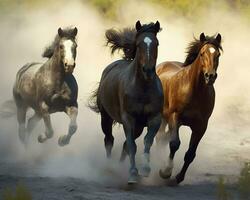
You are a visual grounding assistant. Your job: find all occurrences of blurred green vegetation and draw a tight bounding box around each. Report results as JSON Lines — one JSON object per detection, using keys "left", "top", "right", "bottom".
{"left": 238, "top": 162, "right": 250, "bottom": 199}
{"left": 2, "top": 183, "right": 32, "bottom": 200}
{"left": 216, "top": 162, "right": 250, "bottom": 200}
{"left": 0, "top": 0, "right": 250, "bottom": 21}
{"left": 88, "top": 0, "right": 122, "bottom": 19}
{"left": 217, "top": 176, "right": 232, "bottom": 200}
{"left": 87, "top": 0, "right": 250, "bottom": 20}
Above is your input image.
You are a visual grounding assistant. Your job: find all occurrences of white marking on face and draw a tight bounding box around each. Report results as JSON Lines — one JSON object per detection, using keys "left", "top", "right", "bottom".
{"left": 63, "top": 40, "right": 74, "bottom": 66}
{"left": 144, "top": 37, "right": 152, "bottom": 59}
{"left": 209, "top": 47, "right": 216, "bottom": 54}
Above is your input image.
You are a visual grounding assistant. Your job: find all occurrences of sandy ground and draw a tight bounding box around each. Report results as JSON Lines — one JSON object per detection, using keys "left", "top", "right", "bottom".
{"left": 0, "top": 163, "right": 240, "bottom": 200}
{"left": 0, "top": 175, "right": 238, "bottom": 200}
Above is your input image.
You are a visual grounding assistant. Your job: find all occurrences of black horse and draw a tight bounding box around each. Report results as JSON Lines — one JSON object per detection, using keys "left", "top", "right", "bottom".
{"left": 89, "top": 21, "right": 163, "bottom": 184}
{"left": 13, "top": 27, "right": 78, "bottom": 146}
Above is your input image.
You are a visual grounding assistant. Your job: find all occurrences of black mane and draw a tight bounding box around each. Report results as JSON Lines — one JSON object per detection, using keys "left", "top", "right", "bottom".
{"left": 183, "top": 35, "right": 223, "bottom": 67}
{"left": 105, "top": 22, "right": 160, "bottom": 60}
{"left": 42, "top": 27, "right": 77, "bottom": 58}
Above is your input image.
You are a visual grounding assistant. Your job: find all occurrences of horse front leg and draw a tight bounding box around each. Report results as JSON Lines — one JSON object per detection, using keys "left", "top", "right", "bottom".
{"left": 58, "top": 106, "right": 78, "bottom": 146}
{"left": 169, "top": 122, "right": 207, "bottom": 186}
{"left": 140, "top": 114, "right": 161, "bottom": 177}
{"left": 122, "top": 113, "right": 138, "bottom": 184}
{"left": 159, "top": 112, "right": 180, "bottom": 179}
{"left": 38, "top": 102, "right": 54, "bottom": 143}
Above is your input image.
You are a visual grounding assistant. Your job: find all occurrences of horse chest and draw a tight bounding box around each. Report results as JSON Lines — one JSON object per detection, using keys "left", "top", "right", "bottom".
{"left": 180, "top": 102, "right": 212, "bottom": 125}
{"left": 126, "top": 95, "right": 156, "bottom": 116}
{"left": 46, "top": 84, "right": 73, "bottom": 112}
{"left": 181, "top": 108, "right": 201, "bottom": 124}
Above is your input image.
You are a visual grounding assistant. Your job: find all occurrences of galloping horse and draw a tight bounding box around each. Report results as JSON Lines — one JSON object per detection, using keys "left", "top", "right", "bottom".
{"left": 156, "top": 33, "right": 222, "bottom": 185}
{"left": 13, "top": 27, "right": 78, "bottom": 146}
{"left": 89, "top": 21, "right": 163, "bottom": 184}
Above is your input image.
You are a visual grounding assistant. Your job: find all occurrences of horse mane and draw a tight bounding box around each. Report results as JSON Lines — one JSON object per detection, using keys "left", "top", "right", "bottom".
{"left": 105, "top": 23, "right": 159, "bottom": 60}
{"left": 42, "top": 27, "right": 77, "bottom": 58}
{"left": 183, "top": 35, "right": 223, "bottom": 67}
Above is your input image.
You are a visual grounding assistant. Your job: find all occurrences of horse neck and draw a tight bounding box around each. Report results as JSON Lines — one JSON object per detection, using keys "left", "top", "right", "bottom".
{"left": 186, "top": 56, "right": 210, "bottom": 97}
{"left": 48, "top": 53, "right": 65, "bottom": 88}
{"left": 131, "top": 55, "right": 156, "bottom": 86}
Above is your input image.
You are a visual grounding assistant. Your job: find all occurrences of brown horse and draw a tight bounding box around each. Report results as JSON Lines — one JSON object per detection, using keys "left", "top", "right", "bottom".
{"left": 156, "top": 33, "right": 222, "bottom": 185}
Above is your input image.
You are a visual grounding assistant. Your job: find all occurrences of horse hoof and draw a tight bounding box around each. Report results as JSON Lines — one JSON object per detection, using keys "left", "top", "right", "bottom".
{"left": 38, "top": 135, "right": 46, "bottom": 143}
{"left": 140, "top": 166, "right": 151, "bottom": 177}
{"left": 58, "top": 135, "right": 69, "bottom": 146}
{"left": 166, "top": 178, "right": 179, "bottom": 187}
{"left": 159, "top": 169, "right": 172, "bottom": 179}
{"left": 128, "top": 169, "right": 139, "bottom": 184}
{"left": 128, "top": 175, "right": 138, "bottom": 184}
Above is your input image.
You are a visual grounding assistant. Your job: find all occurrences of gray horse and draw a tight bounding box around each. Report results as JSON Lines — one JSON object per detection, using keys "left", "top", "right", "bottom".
{"left": 13, "top": 27, "right": 78, "bottom": 146}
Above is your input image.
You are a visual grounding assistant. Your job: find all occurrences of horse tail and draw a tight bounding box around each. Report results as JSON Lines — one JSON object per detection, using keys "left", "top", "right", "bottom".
{"left": 87, "top": 83, "right": 100, "bottom": 113}
{"left": 0, "top": 100, "right": 16, "bottom": 118}
{"left": 105, "top": 27, "right": 136, "bottom": 60}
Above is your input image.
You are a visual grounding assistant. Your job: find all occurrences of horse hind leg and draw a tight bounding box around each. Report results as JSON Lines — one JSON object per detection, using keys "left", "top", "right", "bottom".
{"left": 13, "top": 91, "right": 28, "bottom": 145}
{"left": 27, "top": 112, "right": 41, "bottom": 136}
{"left": 38, "top": 102, "right": 54, "bottom": 143}
{"left": 58, "top": 106, "right": 78, "bottom": 146}
{"left": 159, "top": 113, "right": 180, "bottom": 180}
{"left": 101, "top": 109, "right": 114, "bottom": 158}
{"left": 156, "top": 118, "right": 169, "bottom": 146}
{"left": 16, "top": 104, "right": 28, "bottom": 145}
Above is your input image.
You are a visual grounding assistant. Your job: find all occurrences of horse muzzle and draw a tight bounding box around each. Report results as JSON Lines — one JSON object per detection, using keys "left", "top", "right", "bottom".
{"left": 64, "top": 63, "right": 75, "bottom": 73}
{"left": 204, "top": 72, "right": 217, "bottom": 85}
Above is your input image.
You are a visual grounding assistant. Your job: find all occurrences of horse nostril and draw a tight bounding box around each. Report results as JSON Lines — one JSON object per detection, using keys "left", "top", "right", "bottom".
{"left": 204, "top": 73, "right": 209, "bottom": 78}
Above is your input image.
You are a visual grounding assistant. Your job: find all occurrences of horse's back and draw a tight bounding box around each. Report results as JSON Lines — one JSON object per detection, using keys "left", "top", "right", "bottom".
{"left": 14, "top": 62, "right": 42, "bottom": 94}
{"left": 156, "top": 61, "right": 183, "bottom": 78}
{"left": 101, "top": 59, "right": 131, "bottom": 81}
{"left": 98, "top": 59, "right": 132, "bottom": 122}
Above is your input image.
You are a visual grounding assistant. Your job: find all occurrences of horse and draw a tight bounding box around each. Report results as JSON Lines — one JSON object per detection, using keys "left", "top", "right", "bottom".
{"left": 88, "top": 21, "right": 163, "bottom": 184}
{"left": 156, "top": 33, "right": 222, "bottom": 185}
{"left": 13, "top": 27, "right": 78, "bottom": 146}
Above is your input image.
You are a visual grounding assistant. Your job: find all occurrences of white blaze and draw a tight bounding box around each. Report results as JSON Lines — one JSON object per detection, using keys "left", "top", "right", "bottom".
{"left": 63, "top": 40, "right": 74, "bottom": 65}
{"left": 144, "top": 37, "right": 152, "bottom": 60}
{"left": 209, "top": 47, "right": 216, "bottom": 54}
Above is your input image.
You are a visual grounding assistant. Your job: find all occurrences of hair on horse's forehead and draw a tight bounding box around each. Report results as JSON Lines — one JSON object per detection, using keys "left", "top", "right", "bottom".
{"left": 144, "top": 37, "right": 152, "bottom": 46}
{"left": 61, "top": 39, "right": 74, "bottom": 47}
{"left": 202, "top": 43, "right": 219, "bottom": 54}
{"left": 209, "top": 46, "right": 216, "bottom": 54}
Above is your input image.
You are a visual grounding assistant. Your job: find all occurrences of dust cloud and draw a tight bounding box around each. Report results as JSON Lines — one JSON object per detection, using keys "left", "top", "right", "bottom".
{"left": 0, "top": 0, "right": 249, "bottom": 185}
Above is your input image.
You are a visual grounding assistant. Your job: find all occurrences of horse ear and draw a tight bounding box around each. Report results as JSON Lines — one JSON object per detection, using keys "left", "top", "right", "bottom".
{"left": 200, "top": 32, "right": 206, "bottom": 42}
{"left": 155, "top": 21, "right": 160, "bottom": 33}
{"left": 58, "top": 28, "right": 63, "bottom": 37}
{"left": 73, "top": 27, "right": 78, "bottom": 36}
{"left": 136, "top": 20, "right": 142, "bottom": 32}
{"left": 216, "top": 33, "right": 221, "bottom": 43}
